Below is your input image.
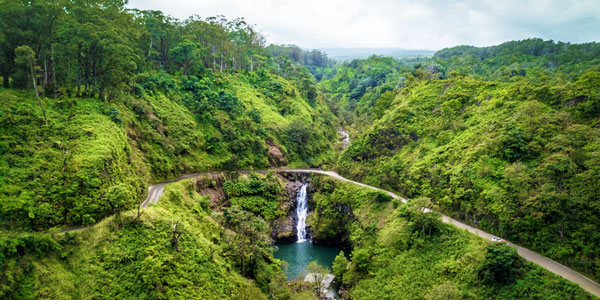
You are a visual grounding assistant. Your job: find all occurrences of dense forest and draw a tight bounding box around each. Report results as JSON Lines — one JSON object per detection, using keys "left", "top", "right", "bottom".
{"left": 1, "top": 0, "right": 600, "bottom": 299}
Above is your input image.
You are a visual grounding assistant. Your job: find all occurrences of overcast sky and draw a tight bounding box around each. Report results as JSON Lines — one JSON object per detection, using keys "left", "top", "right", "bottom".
{"left": 127, "top": 0, "right": 600, "bottom": 51}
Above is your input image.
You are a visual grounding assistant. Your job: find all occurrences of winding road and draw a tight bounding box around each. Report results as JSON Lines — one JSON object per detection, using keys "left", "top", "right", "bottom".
{"left": 141, "top": 168, "right": 600, "bottom": 297}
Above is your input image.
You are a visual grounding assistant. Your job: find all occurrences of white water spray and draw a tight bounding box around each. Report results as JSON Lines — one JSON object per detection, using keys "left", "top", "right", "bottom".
{"left": 296, "top": 183, "right": 309, "bottom": 242}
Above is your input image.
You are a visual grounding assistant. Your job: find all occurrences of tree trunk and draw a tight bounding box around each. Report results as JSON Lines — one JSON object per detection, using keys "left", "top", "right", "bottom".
{"left": 92, "top": 59, "right": 97, "bottom": 98}
{"left": 220, "top": 54, "right": 223, "bottom": 72}
{"left": 559, "top": 215, "right": 565, "bottom": 241}
{"left": 30, "top": 60, "right": 48, "bottom": 125}
{"left": 2, "top": 68, "right": 10, "bottom": 88}
{"left": 77, "top": 44, "right": 82, "bottom": 97}
{"left": 44, "top": 59, "right": 48, "bottom": 87}
{"left": 77, "top": 75, "right": 81, "bottom": 97}
{"left": 212, "top": 45, "right": 216, "bottom": 71}
{"left": 148, "top": 37, "right": 153, "bottom": 58}
{"left": 84, "top": 58, "right": 89, "bottom": 97}
{"left": 50, "top": 43, "right": 57, "bottom": 96}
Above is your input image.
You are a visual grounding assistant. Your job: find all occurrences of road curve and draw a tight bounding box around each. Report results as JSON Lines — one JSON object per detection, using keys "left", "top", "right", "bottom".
{"left": 141, "top": 168, "right": 600, "bottom": 297}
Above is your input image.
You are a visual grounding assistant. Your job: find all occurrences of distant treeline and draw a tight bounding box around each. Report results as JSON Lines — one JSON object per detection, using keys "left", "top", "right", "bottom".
{"left": 0, "top": 0, "right": 334, "bottom": 98}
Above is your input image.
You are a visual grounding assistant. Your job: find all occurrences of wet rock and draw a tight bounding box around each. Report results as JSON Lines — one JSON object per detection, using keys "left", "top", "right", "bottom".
{"left": 271, "top": 216, "right": 297, "bottom": 243}
{"left": 339, "top": 286, "right": 350, "bottom": 300}
{"left": 338, "top": 129, "right": 350, "bottom": 149}
{"left": 270, "top": 174, "right": 309, "bottom": 243}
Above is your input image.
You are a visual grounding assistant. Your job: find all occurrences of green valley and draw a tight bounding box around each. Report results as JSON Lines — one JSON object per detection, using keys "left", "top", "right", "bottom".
{"left": 1, "top": 1, "right": 600, "bottom": 299}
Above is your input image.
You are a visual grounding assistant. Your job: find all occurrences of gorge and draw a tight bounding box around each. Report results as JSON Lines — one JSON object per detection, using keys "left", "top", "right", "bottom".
{"left": 1, "top": 1, "right": 600, "bottom": 298}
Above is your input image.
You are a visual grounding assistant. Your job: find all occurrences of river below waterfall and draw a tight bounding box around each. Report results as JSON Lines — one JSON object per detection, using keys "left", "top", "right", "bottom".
{"left": 274, "top": 242, "right": 341, "bottom": 280}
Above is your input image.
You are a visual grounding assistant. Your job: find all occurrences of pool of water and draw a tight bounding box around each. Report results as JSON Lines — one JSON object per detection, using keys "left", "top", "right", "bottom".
{"left": 273, "top": 241, "right": 342, "bottom": 280}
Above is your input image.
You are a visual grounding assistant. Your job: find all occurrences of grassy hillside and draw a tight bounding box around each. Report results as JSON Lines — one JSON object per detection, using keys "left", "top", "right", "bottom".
{"left": 309, "top": 175, "right": 597, "bottom": 300}
{"left": 336, "top": 74, "right": 600, "bottom": 280}
{"left": 0, "top": 70, "right": 337, "bottom": 231}
{"left": 325, "top": 39, "right": 600, "bottom": 281}
{"left": 4, "top": 0, "right": 598, "bottom": 298}
{"left": 320, "top": 56, "right": 429, "bottom": 125}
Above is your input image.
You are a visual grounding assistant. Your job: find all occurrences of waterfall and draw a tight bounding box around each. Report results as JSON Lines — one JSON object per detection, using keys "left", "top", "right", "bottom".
{"left": 296, "top": 183, "right": 309, "bottom": 242}
{"left": 339, "top": 129, "right": 350, "bottom": 148}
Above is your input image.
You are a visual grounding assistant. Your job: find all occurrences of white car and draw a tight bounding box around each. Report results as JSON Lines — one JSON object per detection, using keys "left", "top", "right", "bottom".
{"left": 491, "top": 236, "right": 509, "bottom": 245}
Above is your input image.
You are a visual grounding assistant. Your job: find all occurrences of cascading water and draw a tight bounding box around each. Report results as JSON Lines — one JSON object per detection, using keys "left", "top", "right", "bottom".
{"left": 275, "top": 181, "right": 341, "bottom": 298}
{"left": 296, "top": 183, "right": 309, "bottom": 242}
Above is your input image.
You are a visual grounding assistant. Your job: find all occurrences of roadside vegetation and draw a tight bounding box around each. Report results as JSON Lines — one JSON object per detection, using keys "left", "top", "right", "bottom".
{"left": 329, "top": 40, "right": 600, "bottom": 281}
{"left": 310, "top": 176, "right": 597, "bottom": 300}
{"left": 1, "top": 0, "right": 599, "bottom": 298}
{"left": 0, "top": 0, "right": 337, "bottom": 231}
{"left": 0, "top": 174, "right": 316, "bottom": 299}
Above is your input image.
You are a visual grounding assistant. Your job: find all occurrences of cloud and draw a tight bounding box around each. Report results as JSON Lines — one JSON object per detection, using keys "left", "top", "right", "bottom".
{"left": 127, "top": 0, "right": 600, "bottom": 50}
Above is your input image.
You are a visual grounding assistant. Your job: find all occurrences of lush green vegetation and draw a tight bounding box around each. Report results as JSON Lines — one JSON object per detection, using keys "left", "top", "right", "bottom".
{"left": 321, "top": 55, "right": 429, "bottom": 124}
{"left": 321, "top": 39, "right": 600, "bottom": 125}
{"left": 309, "top": 175, "right": 597, "bottom": 300}
{"left": 1, "top": 178, "right": 270, "bottom": 299}
{"left": 333, "top": 42, "right": 600, "bottom": 281}
{"left": 0, "top": 0, "right": 337, "bottom": 231}
{"left": 2, "top": 172, "right": 597, "bottom": 299}
{"left": 2, "top": 0, "right": 600, "bottom": 298}
{"left": 0, "top": 66, "right": 336, "bottom": 231}
{"left": 434, "top": 39, "right": 600, "bottom": 81}
{"left": 266, "top": 45, "right": 334, "bottom": 81}
{"left": 0, "top": 174, "right": 327, "bottom": 300}
{"left": 224, "top": 172, "right": 286, "bottom": 221}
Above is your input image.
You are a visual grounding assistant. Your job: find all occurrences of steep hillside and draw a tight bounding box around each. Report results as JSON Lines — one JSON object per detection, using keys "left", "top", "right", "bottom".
{"left": 3, "top": 171, "right": 596, "bottom": 300}
{"left": 337, "top": 74, "right": 600, "bottom": 280}
{"left": 1, "top": 0, "right": 599, "bottom": 298}
{"left": 0, "top": 174, "right": 295, "bottom": 299}
{"left": 0, "top": 70, "right": 337, "bottom": 231}
{"left": 320, "top": 56, "right": 429, "bottom": 124}
{"left": 307, "top": 175, "right": 597, "bottom": 299}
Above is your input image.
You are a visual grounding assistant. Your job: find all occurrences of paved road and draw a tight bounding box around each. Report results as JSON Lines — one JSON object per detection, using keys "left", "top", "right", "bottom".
{"left": 142, "top": 168, "right": 600, "bottom": 297}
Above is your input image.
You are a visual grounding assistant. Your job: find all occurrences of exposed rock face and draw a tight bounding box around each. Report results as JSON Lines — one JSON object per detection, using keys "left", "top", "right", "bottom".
{"left": 271, "top": 215, "right": 297, "bottom": 243}
{"left": 338, "top": 129, "right": 349, "bottom": 149}
{"left": 339, "top": 286, "right": 350, "bottom": 300}
{"left": 192, "top": 173, "right": 228, "bottom": 209}
{"left": 188, "top": 171, "right": 313, "bottom": 244}
{"left": 267, "top": 140, "right": 287, "bottom": 167}
{"left": 270, "top": 172, "right": 309, "bottom": 244}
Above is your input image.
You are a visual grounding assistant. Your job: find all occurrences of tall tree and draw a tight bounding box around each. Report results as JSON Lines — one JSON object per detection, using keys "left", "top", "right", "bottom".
{"left": 15, "top": 45, "right": 47, "bottom": 125}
